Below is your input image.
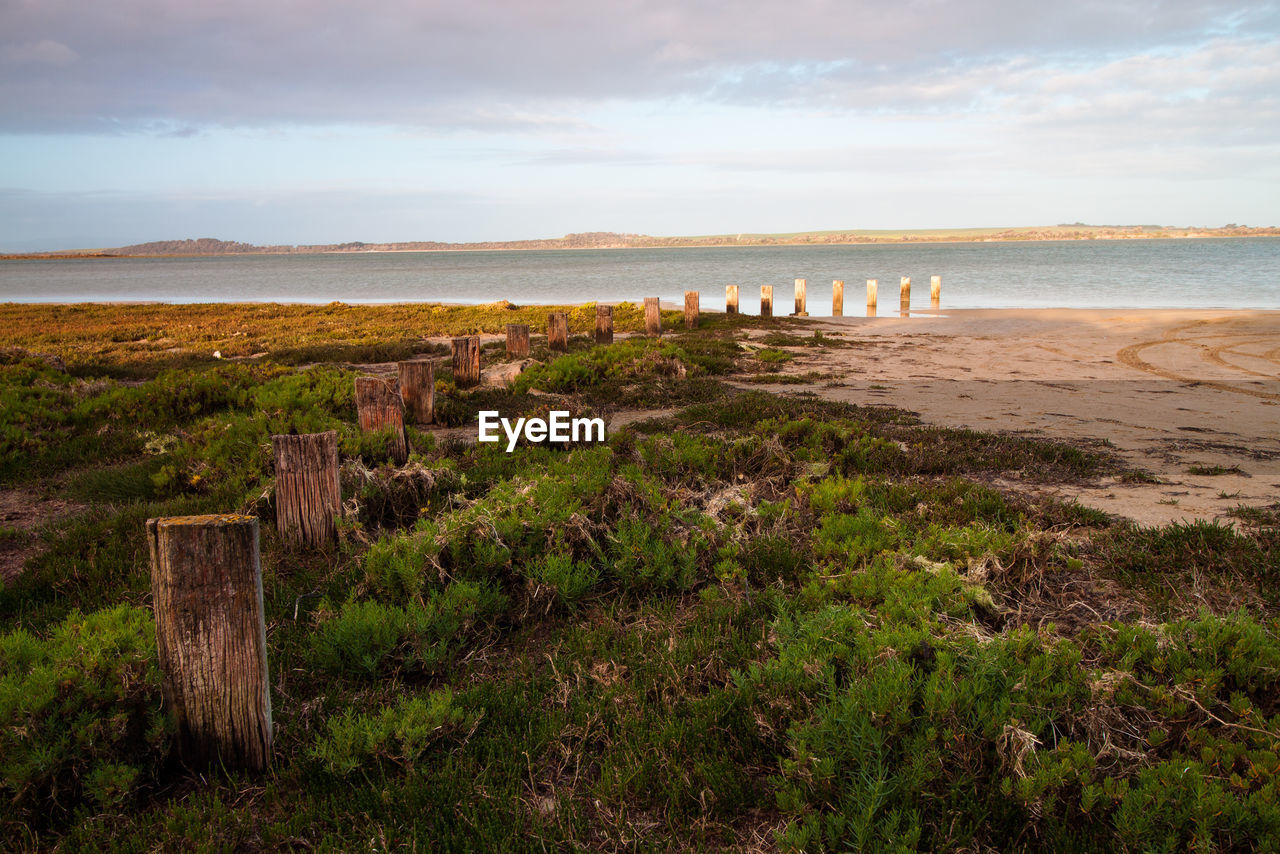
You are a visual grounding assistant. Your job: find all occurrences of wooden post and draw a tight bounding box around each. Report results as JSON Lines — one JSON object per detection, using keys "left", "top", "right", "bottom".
{"left": 398, "top": 360, "right": 435, "bottom": 425}
{"left": 832, "top": 280, "right": 844, "bottom": 317}
{"left": 761, "top": 285, "right": 773, "bottom": 318}
{"left": 355, "top": 377, "right": 408, "bottom": 464}
{"left": 930, "top": 275, "right": 941, "bottom": 304}
{"left": 793, "top": 278, "right": 808, "bottom": 316}
{"left": 506, "top": 324, "right": 530, "bottom": 358}
{"left": 644, "top": 297, "right": 661, "bottom": 336}
{"left": 900, "top": 276, "right": 911, "bottom": 309}
{"left": 452, "top": 336, "right": 481, "bottom": 387}
{"left": 684, "top": 291, "right": 700, "bottom": 329}
{"left": 147, "top": 514, "right": 272, "bottom": 771}
{"left": 548, "top": 312, "right": 569, "bottom": 351}
{"left": 272, "top": 431, "right": 341, "bottom": 549}
{"left": 726, "top": 285, "right": 739, "bottom": 315}
{"left": 595, "top": 305, "right": 613, "bottom": 345}
{"left": 867, "top": 279, "right": 878, "bottom": 318}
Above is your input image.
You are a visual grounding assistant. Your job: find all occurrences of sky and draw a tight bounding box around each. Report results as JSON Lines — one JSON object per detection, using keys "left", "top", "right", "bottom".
{"left": 1, "top": 0, "right": 1278, "bottom": 250}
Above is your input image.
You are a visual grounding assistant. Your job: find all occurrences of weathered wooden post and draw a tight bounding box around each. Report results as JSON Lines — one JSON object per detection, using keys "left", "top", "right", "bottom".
{"left": 595, "top": 305, "right": 613, "bottom": 345}
{"left": 867, "top": 279, "right": 878, "bottom": 317}
{"left": 147, "top": 514, "right": 272, "bottom": 771}
{"left": 930, "top": 275, "right": 942, "bottom": 304}
{"left": 900, "top": 276, "right": 911, "bottom": 310}
{"left": 761, "top": 285, "right": 773, "bottom": 318}
{"left": 644, "top": 297, "right": 661, "bottom": 336}
{"left": 832, "top": 280, "right": 844, "bottom": 316}
{"left": 548, "top": 312, "right": 569, "bottom": 351}
{"left": 793, "top": 278, "right": 808, "bottom": 316}
{"left": 506, "top": 324, "right": 530, "bottom": 358}
{"left": 272, "top": 431, "right": 341, "bottom": 549}
{"left": 684, "top": 291, "right": 700, "bottom": 329}
{"left": 398, "top": 360, "right": 434, "bottom": 425}
{"left": 726, "top": 285, "right": 739, "bottom": 315}
{"left": 355, "top": 376, "right": 408, "bottom": 464}
{"left": 451, "top": 335, "right": 481, "bottom": 387}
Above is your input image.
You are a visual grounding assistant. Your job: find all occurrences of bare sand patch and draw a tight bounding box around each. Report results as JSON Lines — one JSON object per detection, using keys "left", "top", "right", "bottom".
{"left": 747, "top": 309, "right": 1279, "bottom": 526}
{"left": 0, "top": 488, "right": 85, "bottom": 583}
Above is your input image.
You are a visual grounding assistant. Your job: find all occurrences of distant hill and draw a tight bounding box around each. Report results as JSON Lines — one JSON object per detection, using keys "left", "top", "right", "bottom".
{"left": 114, "top": 238, "right": 271, "bottom": 255}
{"left": 8, "top": 225, "right": 1279, "bottom": 259}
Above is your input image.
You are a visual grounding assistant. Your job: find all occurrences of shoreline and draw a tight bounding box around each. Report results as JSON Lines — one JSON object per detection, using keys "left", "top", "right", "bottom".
{"left": 767, "top": 308, "right": 1279, "bottom": 526}
{"left": 1, "top": 303, "right": 1274, "bottom": 526}
{"left": 3, "top": 300, "right": 1279, "bottom": 314}
{"left": 5, "top": 231, "right": 1278, "bottom": 261}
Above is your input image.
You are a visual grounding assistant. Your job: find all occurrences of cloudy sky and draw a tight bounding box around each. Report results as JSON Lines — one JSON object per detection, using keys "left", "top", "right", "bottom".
{"left": 1, "top": 0, "right": 1278, "bottom": 249}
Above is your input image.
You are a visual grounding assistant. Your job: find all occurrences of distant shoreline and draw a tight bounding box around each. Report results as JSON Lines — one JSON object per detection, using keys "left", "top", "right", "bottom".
{"left": 4, "top": 226, "right": 1278, "bottom": 260}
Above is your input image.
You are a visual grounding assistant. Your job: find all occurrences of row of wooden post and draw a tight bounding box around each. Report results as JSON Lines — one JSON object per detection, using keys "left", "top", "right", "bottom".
{"left": 446, "top": 299, "right": 694, "bottom": 386}
{"left": 149, "top": 339, "right": 461, "bottom": 769}
{"left": 725, "top": 276, "right": 942, "bottom": 316}
{"left": 142, "top": 297, "right": 683, "bottom": 770}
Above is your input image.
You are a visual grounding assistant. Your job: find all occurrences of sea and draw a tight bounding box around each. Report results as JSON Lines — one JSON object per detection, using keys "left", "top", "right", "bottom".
{"left": 3, "top": 238, "right": 1279, "bottom": 315}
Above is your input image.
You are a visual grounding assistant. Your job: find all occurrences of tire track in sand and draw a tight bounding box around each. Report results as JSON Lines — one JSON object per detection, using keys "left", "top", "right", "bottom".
{"left": 1206, "top": 339, "right": 1280, "bottom": 380}
{"left": 1116, "top": 320, "right": 1280, "bottom": 402}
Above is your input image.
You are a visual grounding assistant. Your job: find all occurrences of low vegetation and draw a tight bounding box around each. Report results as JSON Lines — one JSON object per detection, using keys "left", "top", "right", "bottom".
{"left": 1, "top": 303, "right": 1276, "bottom": 851}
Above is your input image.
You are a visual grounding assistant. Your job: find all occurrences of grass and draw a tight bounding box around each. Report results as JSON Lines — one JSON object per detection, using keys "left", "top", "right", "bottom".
{"left": 2, "top": 303, "right": 1278, "bottom": 851}
{"left": 1118, "top": 468, "right": 1164, "bottom": 484}
{"left": 1188, "top": 464, "right": 1248, "bottom": 477}
{"left": 0, "top": 301, "right": 720, "bottom": 377}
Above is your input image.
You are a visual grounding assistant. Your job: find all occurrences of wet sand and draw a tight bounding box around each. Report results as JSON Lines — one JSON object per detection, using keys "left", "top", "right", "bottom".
{"left": 753, "top": 309, "right": 1279, "bottom": 526}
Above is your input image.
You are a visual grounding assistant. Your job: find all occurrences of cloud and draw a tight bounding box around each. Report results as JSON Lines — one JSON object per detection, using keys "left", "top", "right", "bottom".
{"left": 0, "top": 39, "right": 78, "bottom": 67}
{"left": 0, "top": 0, "right": 1276, "bottom": 132}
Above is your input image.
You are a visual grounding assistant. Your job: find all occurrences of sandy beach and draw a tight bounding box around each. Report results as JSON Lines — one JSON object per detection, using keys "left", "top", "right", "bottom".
{"left": 738, "top": 309, "right": 1278, "bottom": 525}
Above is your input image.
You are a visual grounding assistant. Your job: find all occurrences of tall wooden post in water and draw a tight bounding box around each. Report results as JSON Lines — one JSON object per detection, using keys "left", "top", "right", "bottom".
{"left": 272, "top": 431, "right": 341, "bottom": 548}
{"left": 726, "top": 285, "right": 739, "bottom": 315}
{"left": 761, "top": 285, "right": 773, "bottom": 318}
{"left": 900, "top": 277, "right": 911, "bottom": 310}
{"left": 793, "top": 278, "right": 808, "bottom": 316}
{"left": 832, "top": 280, "right": 844, "bottom": 316}
{"left": 148, "top": 514, "right": 272, "bottom": 771}
{"left": 867, "top": 279, "right": 878, "bottom": 317}
{"left": 930, "top": 275, "right": 941, "bottom": 304}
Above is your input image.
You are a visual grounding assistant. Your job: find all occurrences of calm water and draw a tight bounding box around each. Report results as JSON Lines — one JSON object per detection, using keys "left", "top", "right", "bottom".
{"left": 3, "top": 238, "right": 1279, "bottom": 314}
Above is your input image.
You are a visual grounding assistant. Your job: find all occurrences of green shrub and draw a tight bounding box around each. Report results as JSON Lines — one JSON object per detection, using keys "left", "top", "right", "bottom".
{"left": 608, "top": 516, "right": 702, "bottom": 591}
{"left": 758, "top": 417, "right": 902, "bottom": 475}
{"left": 1101, "top": 520, "right": 1275, "bottom": 584}
{"left": 0, "top": 606, "right": 168, "bottom": 821}
{"left": 311, "top": 582, "right": 508, "bottom": 677}
{"left": 527, "top": 553, "right": 600, "bottom": 604}
{"left": 637, "top": 432, "right": 722, "bottom": 484}
{"left": 308, "top": 689, "right": 477, "bottom": 776}
{"left": 512, "top": 337, "right": 728, "bottom": 396}
{"left": 76, "top": 362, "right": 290, "bottom": 426}
{"left": 364, "top": 446, "right": 617, "bottom": 598}
{"left": 147, "top": 366, "right": 355, "bottom": 498}
{"left": 755, "top": 347, "right": 793, "bottom": 364}
{"left": 740, "top": 582, "right": 1280, "bottom": 851}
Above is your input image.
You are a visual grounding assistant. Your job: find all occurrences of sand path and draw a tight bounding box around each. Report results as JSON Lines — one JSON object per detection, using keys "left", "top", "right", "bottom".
{"left": 755, "top": 309, "right": 1278, "bottom": 526}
